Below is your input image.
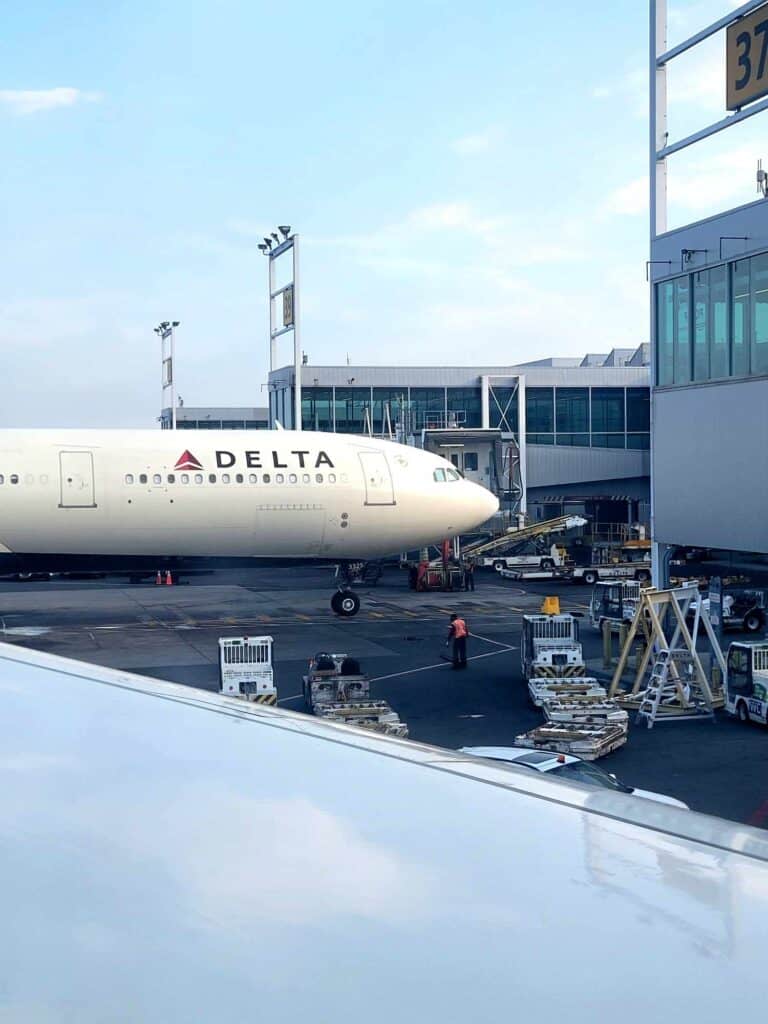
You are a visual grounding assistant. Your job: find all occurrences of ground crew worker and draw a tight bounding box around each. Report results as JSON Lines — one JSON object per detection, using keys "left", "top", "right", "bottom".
{"left": 463, "top": 560, "right": 476, "bottom": 592}
{"left": 446, "top": 613, "right": 469, "bottom": 669}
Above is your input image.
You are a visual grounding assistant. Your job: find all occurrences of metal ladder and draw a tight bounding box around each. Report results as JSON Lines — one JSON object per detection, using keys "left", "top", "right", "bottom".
{"left": 636, "top": 650, "right": 675, "bottom": 729}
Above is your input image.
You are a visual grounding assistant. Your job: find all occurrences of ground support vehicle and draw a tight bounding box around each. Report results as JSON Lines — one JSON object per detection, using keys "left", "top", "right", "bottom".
{"left": 458, "top": 747, "right": 687, "bottom": 807}
{"left": 460, "top": 513, "right": 586, "bottom": 572}
{"left": 498, "top": 566, "right": 572, "bottom": 582}
{"left": 315, "top": 701, "right": 409, "bottom": 738}
{"left": 513, "top": 722, "right": 627, "bottom": 760}
{"left": 725, "top": 641, "right": 768, "bottom": 726}
{"left": 302, "top": 652, "right": 408, "bottom": 737}
{"left": 571, "top": 562, "right": 651, "bottom": 586}
{"left": 528, "top": 678, "right": 606, "bottom": 708}
{"left": 302, "top": 652, "right": 370, "bottom": 711}
{"left": 689, "top": 589, "right": 767, "bottom": 635}
{"left": 218, "top": 636, "right": 276, "bottom": 704}
{"left": 589, "top": 580, "right": 643, "bottom": 630}
{"left": 542, "top": 698, "right": 628, "bottom": 732}
{"left": 521, "top": 614, "right": 586, "bottom": 681}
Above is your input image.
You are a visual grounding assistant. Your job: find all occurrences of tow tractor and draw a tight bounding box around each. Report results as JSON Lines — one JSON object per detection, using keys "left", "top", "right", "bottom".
{"left": 589, "top": 580, "right": 643, "bottom": 630}
{"left": 218, "top": 636, "right": 277, "bottom": 704}
{"left": 302, "top": 652, "right": 409, "bottom": 737}
{"left": 724, "top": 641, "right": 768, "bottom": 726}
{"left": 689, "top": 589, "right": 767, "bottom": 634}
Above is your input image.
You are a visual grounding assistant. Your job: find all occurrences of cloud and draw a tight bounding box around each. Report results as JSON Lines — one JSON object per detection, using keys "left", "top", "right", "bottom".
{"left": 0, "top": 88, "right": 100, "bottom": 116}
{"left": 600, "top": 144, "right": 760, "bottom": 220}
{"left": 450, "top": 128, "right": 504, "bottom": 155}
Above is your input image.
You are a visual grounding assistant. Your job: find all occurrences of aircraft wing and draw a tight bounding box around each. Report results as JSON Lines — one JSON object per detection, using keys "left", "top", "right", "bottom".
{"left": 0, "top": 641, "right": 766, "bottom": 1022}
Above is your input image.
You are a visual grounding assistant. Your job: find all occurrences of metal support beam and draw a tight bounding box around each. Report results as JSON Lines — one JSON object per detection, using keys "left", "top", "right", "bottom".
{"left": 657, "top": 0, "right": 766, "bottom": 65}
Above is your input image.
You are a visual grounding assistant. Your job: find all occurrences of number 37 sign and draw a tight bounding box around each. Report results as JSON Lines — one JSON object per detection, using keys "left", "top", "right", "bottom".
{"left": 727, "top": 4, "right": 768, "bottom": 110}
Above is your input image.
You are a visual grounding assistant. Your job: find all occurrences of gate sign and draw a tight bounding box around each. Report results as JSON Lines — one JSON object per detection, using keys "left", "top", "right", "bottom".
{"left": 282, "top": 285, "right": 294, "bottom": 328}
{"left": 727, "top": 4, "right": 768, "bottom": 110}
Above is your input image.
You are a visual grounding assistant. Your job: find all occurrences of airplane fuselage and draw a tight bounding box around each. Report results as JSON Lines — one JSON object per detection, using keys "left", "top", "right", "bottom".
{"left": 0, "top": 429, "right": 498, "bottom": 572}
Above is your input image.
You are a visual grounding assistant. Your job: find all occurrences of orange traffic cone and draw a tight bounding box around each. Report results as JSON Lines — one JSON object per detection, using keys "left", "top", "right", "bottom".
{"left": 165, "top": 570, "right": 173, "bottom": 586}
{"left": 155, "top": 570, "right": 162, "bottom": 585}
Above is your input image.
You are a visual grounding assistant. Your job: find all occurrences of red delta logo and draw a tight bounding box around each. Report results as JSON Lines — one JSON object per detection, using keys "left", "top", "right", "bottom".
{"left": 175, "top": 450, "right": 203, "bottom": 471}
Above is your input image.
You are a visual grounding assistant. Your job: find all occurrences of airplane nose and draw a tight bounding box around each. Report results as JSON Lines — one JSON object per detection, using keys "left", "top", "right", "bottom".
{"left": 464, "top": 482, "right": 499, "bottom": 529}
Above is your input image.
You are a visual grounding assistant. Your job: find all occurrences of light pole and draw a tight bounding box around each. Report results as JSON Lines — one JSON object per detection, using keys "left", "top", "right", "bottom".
{"left": 154, "top": 320, "right": 180, "bottom": 429}
{"left": 259, "top": 226, "right": 301, "bottom": 431}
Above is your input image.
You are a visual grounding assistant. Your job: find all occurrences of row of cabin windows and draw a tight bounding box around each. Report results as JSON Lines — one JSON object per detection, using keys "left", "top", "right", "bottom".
{"left": 124, "top": 471, "right": 339, "bottom": 486}
{"left": 0, "top": 474, "right": 49, "bottom": 485}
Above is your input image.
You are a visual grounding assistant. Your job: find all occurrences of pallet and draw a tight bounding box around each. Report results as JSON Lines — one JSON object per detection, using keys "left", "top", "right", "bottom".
{"left": 528, "top": 678, "right": 607, "bottom": 708}
{"left": 543, "top": 699, "right": 629, "bottom": 731}
{"left": 514, "top": 723, "right": 627, "bottom": 760}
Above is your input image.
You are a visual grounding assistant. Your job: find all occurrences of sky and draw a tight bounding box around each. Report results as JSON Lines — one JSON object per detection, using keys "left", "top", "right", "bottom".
{"left": 1, "top": 0, "right": 762, "bottom": 427}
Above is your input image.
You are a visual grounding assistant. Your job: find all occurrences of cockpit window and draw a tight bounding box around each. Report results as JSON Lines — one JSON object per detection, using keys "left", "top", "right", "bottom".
{"left": 433, "top": 468, "right": 446, "bottom": 482}
{"left": 446, "top": 468, "right": 461, "bottom": 481}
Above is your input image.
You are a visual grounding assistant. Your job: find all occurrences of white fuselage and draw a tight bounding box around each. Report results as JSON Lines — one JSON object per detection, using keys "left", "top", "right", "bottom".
{"left": 0, "top": 430, "right": 498, "bottom": 568}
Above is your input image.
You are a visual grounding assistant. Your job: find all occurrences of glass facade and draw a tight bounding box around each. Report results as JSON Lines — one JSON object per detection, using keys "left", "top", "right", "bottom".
{"left": 656, "top": 252, "right": 768, "bottom": 385}
{"left": 294, "top": 384, "right": 649, "bottom": 449}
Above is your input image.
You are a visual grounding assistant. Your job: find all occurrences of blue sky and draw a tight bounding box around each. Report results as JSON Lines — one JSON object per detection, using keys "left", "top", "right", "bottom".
{"left": 1, "top": 0, "right": 761, "bottom": 426}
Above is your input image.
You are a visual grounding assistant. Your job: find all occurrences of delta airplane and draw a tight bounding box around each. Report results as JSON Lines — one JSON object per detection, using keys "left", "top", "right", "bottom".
{"left": 0, "top": 429, "right": 498, "bottom": 614}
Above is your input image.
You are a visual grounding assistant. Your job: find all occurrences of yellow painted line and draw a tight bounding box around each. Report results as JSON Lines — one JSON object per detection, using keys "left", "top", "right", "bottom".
{"left": 368, "top": 611, "right": 384, "bottom": 618}
{"left": 295, "top": 613, "right": 312, "bottom": 621}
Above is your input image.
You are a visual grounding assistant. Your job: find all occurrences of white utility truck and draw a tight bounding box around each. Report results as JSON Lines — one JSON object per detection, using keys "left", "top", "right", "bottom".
{"left": 724, "top": 641, "right": 768, "bottom": 726}
{"left": 218, "top": 636, "right": 276, "bottom": 704}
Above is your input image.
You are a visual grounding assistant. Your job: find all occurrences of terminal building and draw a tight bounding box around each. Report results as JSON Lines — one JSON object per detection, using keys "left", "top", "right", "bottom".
{"left": 649, "top": 2, "right": 768, "bottom": 580}
{"left": 267, "top": 347, "right": 650, "bottom": 527}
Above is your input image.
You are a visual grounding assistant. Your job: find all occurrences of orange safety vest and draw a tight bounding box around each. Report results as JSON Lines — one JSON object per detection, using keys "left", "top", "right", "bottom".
{"left": 452, "top": 617, "right": 468, "bottom": 638}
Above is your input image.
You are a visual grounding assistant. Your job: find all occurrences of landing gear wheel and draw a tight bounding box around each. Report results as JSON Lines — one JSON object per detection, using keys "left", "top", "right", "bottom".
{"left": 332, "top": 591, "right": 360, "bottom": 617}
{"left": 737, "top": 701, "right": 751, "bottom": 724}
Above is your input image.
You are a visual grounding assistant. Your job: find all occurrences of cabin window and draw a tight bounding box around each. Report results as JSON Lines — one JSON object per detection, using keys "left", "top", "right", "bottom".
{"left": 315, "top": 473, "right": 323, "bottom": 483}
{"left": 208, "top": 474, "right": 217, "bottom": 484}
{"left": 153, "top": 474, "right": 162, "bottom": 485}
{"left": 194, "top": 474, "right": 203, "bottom": 484}
{"left": 341, "top": 473, "right": 348, "bottom": 483}
{"left": 0, "top": 475, "right": 4, "bottom": 484}
{"left": 40, "top": 474, "right": 49, "bottom": 485}
{"left": 167, "top": 474, "right": 175, "bottom": 483}
{"left": 328, "top": 474, "right": 337, "bottom": 484}
{"left": 302, "top": 473, "right": 310, "bottom": 484}
{"left": 236, "top": 473, "right": 244, "bottom": 483}
{"left": 10, "top": 475, "right": 19, "bottom": 485}
{"left": 275, "top": 473, "right": 285, "bottom": 484}
{"left": 263, "top": 473, "right": 271, "bottom": 483}
{"left": 289, "top": 473, "right": 298, "bottom": 484}
{"left": 222, "top": 473, "right": 231, "bottom": 484}
{"left": 181, "top": 474, "right": 190, "bottom": 484}
{"left": 24, "top": 474, "right": 34, "bottom": 485}
{"left": 139, "top": 474, "right": 148, "bottom": 484}
{"left": 249, "top": 473, "right": 258, "bottom": 484}
{"left": 125, "top": 474, "right": 134, "bottom": 484}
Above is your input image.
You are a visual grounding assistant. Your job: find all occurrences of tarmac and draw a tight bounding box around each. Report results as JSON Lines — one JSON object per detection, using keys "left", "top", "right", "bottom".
{"left": 1, "top": 564, "right": 766, "bottom": 828}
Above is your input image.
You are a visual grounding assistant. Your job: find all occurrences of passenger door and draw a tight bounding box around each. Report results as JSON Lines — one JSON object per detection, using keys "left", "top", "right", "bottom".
{"left": 59, "top": 451, "right": 96, "bottom": 508}
{"left": 358, "top": 452, "right": 395, "bottom": 505}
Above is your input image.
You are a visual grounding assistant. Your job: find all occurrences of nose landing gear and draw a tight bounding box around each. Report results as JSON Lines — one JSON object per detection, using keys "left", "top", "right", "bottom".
{"left": 331, "top": 589, "right": 360, "bottom": 617}
{"left": 331, "top": 562, "right": 362, "bottom": 617}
